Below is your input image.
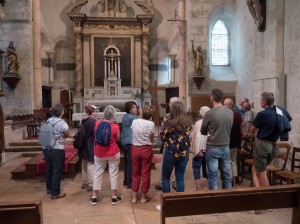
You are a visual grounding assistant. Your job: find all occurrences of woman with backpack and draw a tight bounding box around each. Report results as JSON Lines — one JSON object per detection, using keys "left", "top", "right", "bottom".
{"left": 43, "top": 104, "right": 72, "bottom": 199}
{"left": 90, "top": 105, "right": 121, "bottom": 205}
{"left": 79, "top": 105, "right": 98, "bottom": 191}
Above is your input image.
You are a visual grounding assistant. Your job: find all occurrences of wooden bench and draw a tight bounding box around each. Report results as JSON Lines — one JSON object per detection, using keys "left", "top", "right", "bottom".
{"left": 161, "top": 184, "right": 300, "bottom": 224}
{"left": 0, "top": 200, "right": 42, "bottom": 224}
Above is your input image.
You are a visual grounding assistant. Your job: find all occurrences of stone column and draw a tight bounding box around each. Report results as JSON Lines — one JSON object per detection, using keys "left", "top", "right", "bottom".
{"left": 177, "top": 0, "right": 187, "bottom": 106}
{"left": 74, "top": 31, "right": 83, "bottom": 97}
{"left": 32, "top": 0, "right": 42, "bottom": 109}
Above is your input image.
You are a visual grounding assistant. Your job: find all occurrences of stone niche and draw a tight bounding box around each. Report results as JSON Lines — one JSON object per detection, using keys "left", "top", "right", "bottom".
{"left": 67, "top": 0, "right": 154, "bottom": 113}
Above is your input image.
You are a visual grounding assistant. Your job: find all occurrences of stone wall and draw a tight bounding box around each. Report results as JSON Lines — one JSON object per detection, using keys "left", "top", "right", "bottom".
{"left": 284, "top": 0, "right": 300, "bottom": 147}
{"left": 186, "top": 0, "right": 237, "bottom": 110}
{"left": 0, "top": 0, "right": 33, "bottom": 117}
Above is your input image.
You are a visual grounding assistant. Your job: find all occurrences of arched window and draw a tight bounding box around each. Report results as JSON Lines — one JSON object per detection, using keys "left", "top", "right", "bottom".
{"left": 211, "top": 20, "right": 229, "bottom": 66}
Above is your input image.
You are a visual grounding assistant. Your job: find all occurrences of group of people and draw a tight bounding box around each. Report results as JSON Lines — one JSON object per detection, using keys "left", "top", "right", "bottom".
{"left": 43, "top": 89, "right": 288, "bottom": 210}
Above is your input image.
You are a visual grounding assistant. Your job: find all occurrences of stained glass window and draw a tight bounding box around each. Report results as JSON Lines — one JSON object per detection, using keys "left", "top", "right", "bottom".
{"left": 211, "top": 20, "right": 229, "bottom": 66}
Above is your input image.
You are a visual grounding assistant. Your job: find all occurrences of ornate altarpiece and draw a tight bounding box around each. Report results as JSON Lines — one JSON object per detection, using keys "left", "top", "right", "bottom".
{"left": 68, "top": 0, "right": 154, "bottom": 112}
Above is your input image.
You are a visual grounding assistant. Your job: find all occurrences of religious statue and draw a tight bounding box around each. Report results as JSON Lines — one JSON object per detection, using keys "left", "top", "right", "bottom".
{"left": 6, "top": 41, "right": 19, "bottom": 73}
{"left": 108, "top": 0, "right": 115, "bottom": 10}
{"left": 246, "top": 0, "right": 263, "bottom": 29}
{"left": 191, "top": 40, "right": 203, "bottom": 76}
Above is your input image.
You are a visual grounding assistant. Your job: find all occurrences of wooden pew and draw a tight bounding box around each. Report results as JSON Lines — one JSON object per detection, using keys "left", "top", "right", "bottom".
{"left": 161, "top": 184, "right": 300, "bottom": 224}
{"left": 0, "top": 200, "right": 42, "bottom": 224}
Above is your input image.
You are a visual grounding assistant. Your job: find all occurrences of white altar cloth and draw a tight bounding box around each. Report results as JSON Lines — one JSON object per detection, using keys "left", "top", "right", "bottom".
{"left": 72, "top": 112, "right": 126, "bottom": 123}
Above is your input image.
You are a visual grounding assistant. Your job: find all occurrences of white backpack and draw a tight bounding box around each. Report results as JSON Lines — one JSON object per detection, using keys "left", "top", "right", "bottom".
{"left": 38, "top": 119, "right": 61, "bottom": 148}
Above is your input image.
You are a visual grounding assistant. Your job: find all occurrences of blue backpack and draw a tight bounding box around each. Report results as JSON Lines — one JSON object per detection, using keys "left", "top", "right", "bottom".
{"left": 95, "top": 121, "right": 111, "bottom": 146}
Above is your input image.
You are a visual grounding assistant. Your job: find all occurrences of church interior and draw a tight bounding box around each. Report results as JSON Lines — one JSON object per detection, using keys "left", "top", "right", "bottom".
{"left": 0, "top": 0, "right": 299, "bottom": 223}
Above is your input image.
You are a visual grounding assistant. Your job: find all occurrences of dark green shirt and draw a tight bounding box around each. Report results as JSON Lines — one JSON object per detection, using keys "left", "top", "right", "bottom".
{"left": 201, "top": 106, "right": 233, "bottom": 147}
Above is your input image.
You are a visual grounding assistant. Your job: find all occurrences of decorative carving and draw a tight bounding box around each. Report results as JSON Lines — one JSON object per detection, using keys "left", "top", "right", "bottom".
{"left": 82, "top": 33, "right": 91, "bottom": 41}
{"left": 67, "top": 0, "right": 88, "bottom": 14}
{"left": 142, "top": 33, "right": 150, "bottom": 93}
{"left": 84, "top": 24, "right": 141, "bottom": 31}
{"left": 135, "top": 1, "right": 154, "bottom": 14}
{"left": 119, "top": 2, "right": 128, "bottom": 13}
{"left": 137, "top": 14, "right": 154, "bottom": 27}
{"left": 74, "top": 32, "right": 83, "bottom": 97}
{"left": 96, "top": 0, "right": 105, "bottom": 13}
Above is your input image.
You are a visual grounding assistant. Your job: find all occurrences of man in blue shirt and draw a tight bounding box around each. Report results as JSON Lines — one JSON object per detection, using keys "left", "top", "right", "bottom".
{"left": 250, "top": 92, "right": 280, "bottom": 188}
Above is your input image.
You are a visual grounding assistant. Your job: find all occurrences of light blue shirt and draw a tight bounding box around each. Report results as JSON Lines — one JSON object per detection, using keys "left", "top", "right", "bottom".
{"left": 120, "top": 113, "right": 137, "bottom": 145}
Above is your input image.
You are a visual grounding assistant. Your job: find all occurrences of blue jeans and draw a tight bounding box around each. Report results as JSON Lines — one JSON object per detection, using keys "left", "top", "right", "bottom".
{"left": 205, "top": 146, "right": 232, "bottom": 190}
{"left": 192, "top": 154, "right": 207, "bottom": 180}
{"left": 162, "top": 149, "right": 189, "bottom": 193}
{"left": 121, "top": 144, "right": 132, "bottom": 189}
{"left": 43, "top": 148, "right": 65, "bottom": 196}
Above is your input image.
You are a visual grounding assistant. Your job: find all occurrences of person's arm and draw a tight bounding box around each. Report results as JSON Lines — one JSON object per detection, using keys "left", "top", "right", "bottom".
{"left": 200, "top": 114, "right": 209, "bottom": 135}
{"left": 150, "top": 132, "right": 155, "bottom": 143}
{"left": 64, "top": 128, "right": 72, "bottom": 138}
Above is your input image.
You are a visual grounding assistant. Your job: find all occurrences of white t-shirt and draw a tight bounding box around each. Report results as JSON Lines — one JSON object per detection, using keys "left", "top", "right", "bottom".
{"left": 131, "top": 118, "right": 155, "bottom": 146}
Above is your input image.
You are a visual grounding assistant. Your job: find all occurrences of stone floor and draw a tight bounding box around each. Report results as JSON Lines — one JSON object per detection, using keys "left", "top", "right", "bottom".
{"left": 0, "top": 152, "right": 292, "bottom": 224}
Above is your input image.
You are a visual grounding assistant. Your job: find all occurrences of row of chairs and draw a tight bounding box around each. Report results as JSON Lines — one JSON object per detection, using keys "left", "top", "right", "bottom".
{"left": 241, "top": 140, "right": 300, "bottom": 185}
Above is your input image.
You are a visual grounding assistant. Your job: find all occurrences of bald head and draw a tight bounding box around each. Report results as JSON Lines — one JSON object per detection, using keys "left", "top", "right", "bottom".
{"left": 224, "top": 98, "right": 234, "bottom": 110}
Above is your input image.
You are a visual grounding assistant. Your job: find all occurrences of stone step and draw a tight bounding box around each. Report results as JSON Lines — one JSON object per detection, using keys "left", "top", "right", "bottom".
{"left": 9, "top": 140, "right": 40, "bottom": 147}
{"left": 5, "top": 145, "right": 43, "bottom": 152}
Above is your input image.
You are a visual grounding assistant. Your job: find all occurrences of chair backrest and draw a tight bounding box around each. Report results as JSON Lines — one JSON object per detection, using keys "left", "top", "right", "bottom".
{"left": 291, "top": 147, "right": 300, "bottom": 172}
{"left": 274, "top": 142, "right": 291, "bottom": 170}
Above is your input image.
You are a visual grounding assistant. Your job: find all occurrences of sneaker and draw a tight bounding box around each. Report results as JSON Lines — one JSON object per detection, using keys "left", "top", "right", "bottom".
{"left": 46, "top": 190, "right": 51, "bottom": 194}
{"left": 131, "top": 197, "right": 137, "bottom": 203}
{"left": 155, "top": 184, "right": 162, "bottom": 191}
{"left": 156, "top": 204, "right": 161, "bottom": 211}
{"left": 51, "top": 192, "right": 66, "bottom": 199}
{"left": 81, "top": 183, "right": 87, "bottom": 189}
{"left": 87, "top": 185, "right": 93, "bottom": 192}
{"left": 111, "top": 196, "right": 122, "bottom": 205}
{"left": 90, "top": 197, "right": 98, "bottom": 205}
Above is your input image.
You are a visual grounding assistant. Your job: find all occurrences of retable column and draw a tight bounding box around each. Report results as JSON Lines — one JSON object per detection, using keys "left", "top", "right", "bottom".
{"left": 177, "top": 0, "right": 187, "bottom": 106}
{"left": 74, "top": 31, "right": 83, "bottom": 97}
{"left": 32, "top": 0, "right": 42, "bottom": 109}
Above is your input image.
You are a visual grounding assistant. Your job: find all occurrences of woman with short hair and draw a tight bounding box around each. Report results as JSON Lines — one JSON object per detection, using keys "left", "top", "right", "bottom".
{"left": 90, "top": 105, "right": 121, "bottom": 205}
{"left": 131, "top": 105, "right": 155, "bottom": 203}
{"left": 79, "top": 104, "right": 98, "bottom": 191}
{"left": 120, "top": 101, "right": 138, "bottom": 189}
{"left": 43, "top": 104, "right": 72, "bottom": 199}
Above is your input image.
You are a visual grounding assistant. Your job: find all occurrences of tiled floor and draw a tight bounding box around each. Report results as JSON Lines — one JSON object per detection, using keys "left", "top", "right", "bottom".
{"left": 0, "top": 151, "right": 292, "bottom": 224}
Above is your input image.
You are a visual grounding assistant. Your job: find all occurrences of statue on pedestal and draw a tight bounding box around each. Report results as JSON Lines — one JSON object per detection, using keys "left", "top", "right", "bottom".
{"left": 191, "top": 40, "right": 203, "bottom": 76}
{"left": 6, "top": 41, "right": 19, "bottom": 74}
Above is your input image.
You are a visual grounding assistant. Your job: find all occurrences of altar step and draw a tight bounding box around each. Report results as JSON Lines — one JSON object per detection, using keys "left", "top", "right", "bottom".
{"left": 11, "top": 152, "right": 80, "bottom": 180}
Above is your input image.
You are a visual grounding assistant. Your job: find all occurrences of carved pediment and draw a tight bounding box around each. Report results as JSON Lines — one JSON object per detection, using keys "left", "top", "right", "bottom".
{"left": 135, "top": 1, "right": 154, "bottom": 15}
{"left": 67, "top": 0, "right": 88, "bottom": 14}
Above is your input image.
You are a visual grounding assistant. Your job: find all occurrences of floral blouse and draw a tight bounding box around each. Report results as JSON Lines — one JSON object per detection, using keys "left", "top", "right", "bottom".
{"left": 161, "top": 123, "right": 192, "bottom": 158}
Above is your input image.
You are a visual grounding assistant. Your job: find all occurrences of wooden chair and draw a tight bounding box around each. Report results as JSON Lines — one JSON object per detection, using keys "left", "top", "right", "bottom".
{"left": 267, "top": 142, "right": 291, "bottom": 185}
{"left": 273, "top": 146, "right": 300, "bottom": 184}
{"left": 243, "top": 142, "right": 291, "bottom": 186}
{"left": 239, "top": 136, "right": 255, "bottom": 183}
